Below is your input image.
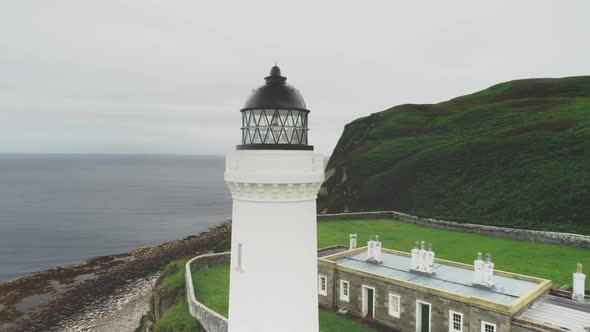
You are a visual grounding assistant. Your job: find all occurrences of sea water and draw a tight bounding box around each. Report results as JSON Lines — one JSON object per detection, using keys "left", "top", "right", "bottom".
{"left": 0, "top": 154, "right": 231, "bottom": 282}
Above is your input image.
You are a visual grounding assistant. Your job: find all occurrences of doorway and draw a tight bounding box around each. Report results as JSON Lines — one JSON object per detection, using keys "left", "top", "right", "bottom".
{"left": 416, "top": 300, "right": 431, "bottom": 332}
{"left": 362, "top": 285, "right": 375, "bottom": 318}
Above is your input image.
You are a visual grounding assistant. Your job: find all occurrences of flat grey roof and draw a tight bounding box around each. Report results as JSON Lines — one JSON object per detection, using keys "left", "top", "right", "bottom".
{"left": 318, "top": 246, "right": 348, "bottom": 258}
{"left": 519, "top": 295, "right": 590, "bottom": 331}
{"left": 334, "top": 251, "right": 540, "bottom": 305}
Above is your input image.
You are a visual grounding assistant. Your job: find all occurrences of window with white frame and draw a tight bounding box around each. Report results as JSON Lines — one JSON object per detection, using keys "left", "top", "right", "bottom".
{"left": 481, "top": 321, "right": 496, "bottom": 332}
{"left": 449, "top": 311, "right": 463, "bottom": 332}
{"left": 339, "top": 280, "right": 349, "bottom": 302}
{"left": 318, "top": 274, "right": 327, "bottom": 296}
{"left": 388, "top": 293, "right": 401, "bottom": 318}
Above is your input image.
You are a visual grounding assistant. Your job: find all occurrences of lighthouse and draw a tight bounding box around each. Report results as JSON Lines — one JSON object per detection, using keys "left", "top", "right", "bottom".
{"left": 224, "top": 66, "right": 324, "bottom": 332}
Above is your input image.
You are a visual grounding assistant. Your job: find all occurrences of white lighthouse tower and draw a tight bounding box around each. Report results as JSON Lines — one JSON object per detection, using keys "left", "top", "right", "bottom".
{"left": 224, "top": 66, "right": 324, "bottom": 332}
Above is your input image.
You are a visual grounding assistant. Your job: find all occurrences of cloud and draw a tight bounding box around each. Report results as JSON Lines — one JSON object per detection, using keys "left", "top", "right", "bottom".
{"left": 1, "top": 0, "right": 589, "bottom": 156}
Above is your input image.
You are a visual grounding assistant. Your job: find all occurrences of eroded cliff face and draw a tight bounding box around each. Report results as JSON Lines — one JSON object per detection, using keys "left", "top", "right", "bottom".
{"left": 318, "top": 76, "right": 590, "bottom": 235}
{"left": 136, "top": 232, "right": 231, "bottom": 332}
{"left": 135, "top": 278, "right": 172, "bottom": 332}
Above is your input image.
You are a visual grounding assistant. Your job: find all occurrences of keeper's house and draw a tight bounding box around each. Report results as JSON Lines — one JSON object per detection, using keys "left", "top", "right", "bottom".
{"left": 318, "top": 237, "right": 589, "bottom": 332}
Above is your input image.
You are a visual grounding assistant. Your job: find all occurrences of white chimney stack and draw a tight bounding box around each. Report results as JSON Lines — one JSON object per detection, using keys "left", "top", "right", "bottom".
{"left": 411, "top": 241, "right": 420, "bottom": 270}
{"left": 349, "top": 234, "right": 357, "bottom": 250}
{"left": 420, "top": 241, "right": 428, "bottom": 273}
{"left": 425, "top": 243, "right": 435, "bottom": 274}
{"left": 373, "top": 235, "right": 383, "bottom": 263}
{"left": 366, "top": 235, "right": 382, "bottom": 263}
{"left": 410, "top": 240, "right": 434, "bottom": 274}
{"left": 473, "top": 252, "right": 484, "bottom": 285}
{"left": 483, "top": 253, "right": 495, "bottom": 287}
{"left": 474, "top": 253, "right": 495, "bottom": 287}
{"left": 573, "top": 263, "right": 586, "bottom": 302}
{"left": 366, "top": 235, "right": 375, "bottom": 261}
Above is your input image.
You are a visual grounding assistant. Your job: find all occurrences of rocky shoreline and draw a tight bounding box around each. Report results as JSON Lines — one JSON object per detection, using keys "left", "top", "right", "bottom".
{"left": 0, "top": 222, "right": 231, "bottom": 332}
{"left": 54, "top": 273, "right": 159, "bottom": 332}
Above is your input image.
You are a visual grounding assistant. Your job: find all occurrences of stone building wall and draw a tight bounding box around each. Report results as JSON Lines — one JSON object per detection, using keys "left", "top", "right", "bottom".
{"left": 320, "top": 265, "right": 513, "bottom": 332}
{"left": 318, "top": 264, "right": 336, "bottom": 309}
{"left": 317, "top": 211, "right": 590, "bottom": 248}
{"left": 467, "top": 306, "right": 511, "bottom": 332}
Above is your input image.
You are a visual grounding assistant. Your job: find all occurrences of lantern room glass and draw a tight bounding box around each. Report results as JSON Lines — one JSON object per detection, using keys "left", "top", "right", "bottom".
{"left": 241, "top": 109, "right": 308, "bottom": 145}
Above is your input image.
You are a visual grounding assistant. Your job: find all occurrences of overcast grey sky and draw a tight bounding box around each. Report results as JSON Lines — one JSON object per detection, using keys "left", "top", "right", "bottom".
{"left": 1, "top": 1, "right": 589, "bottom": 156}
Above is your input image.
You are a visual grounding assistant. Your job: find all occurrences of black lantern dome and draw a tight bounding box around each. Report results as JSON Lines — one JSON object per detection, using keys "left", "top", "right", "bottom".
{"left": 243, "top": 66, "right": 307, "bottom": 110}
{"left": 238, "top": 66, "right": 312, "bottom": 150}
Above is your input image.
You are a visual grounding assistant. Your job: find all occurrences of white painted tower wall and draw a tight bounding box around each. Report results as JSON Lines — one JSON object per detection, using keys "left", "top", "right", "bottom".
{"left": 225, "top": 149, "right": 324, "bottom": 332}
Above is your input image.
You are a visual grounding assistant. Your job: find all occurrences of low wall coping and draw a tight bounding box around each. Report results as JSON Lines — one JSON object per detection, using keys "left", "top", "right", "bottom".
{"left": 317, "top": 210, "right": 590, "bottom": 248}
{"left": 185, "top": 252, "right": 230, "bottom": 332}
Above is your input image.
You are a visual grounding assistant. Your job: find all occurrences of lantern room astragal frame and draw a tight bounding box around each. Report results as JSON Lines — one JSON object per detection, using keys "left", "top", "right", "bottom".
{"left": 237, "top": 65, "right": 313, "bottom": 151}
{"left": 239, "top": 108, "right": 309, "bottom": 149}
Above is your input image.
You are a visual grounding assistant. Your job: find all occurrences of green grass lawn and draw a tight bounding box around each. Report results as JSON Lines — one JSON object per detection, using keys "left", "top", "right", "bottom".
{"left": 318, "top": 219, "right": 590, "bottom": 287}
{"left": 319, "top": 310, "right": 376, "bottom": 332}
{"left": 192, "top": 263, "right": 377, "bottom": 331}
{"left": 192, "top": 263, "right": 230, "bottom": 317}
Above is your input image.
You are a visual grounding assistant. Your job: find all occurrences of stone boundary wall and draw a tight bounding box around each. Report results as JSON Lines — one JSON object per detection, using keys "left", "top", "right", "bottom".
{"left": 185, "top": 252, "right": 230, "bottom": 332}
{"left": 317, "top": 211, "right": 590, "bottom": 248}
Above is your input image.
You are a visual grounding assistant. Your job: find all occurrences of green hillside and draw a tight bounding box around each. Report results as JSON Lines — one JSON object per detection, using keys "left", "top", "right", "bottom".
{"left": 319, "top": 76, "right": 590, "bottom": 235}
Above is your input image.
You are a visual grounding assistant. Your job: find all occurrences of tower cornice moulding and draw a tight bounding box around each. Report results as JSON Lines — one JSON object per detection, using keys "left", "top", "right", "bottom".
{"left": 226, "top": 181, "right": 323, "bottom": 202}
{"left": 224, "top": 149, "right": 324, "bottom": 201}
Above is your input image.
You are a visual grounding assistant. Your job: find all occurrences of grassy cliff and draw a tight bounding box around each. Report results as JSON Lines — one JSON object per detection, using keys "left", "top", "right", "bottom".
{"left": 319, "top": 76, "right": 590, "bottom": 234}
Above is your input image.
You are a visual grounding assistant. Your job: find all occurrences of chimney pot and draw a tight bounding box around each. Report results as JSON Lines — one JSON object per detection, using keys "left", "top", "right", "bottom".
{"left": 573, "top": 263, "right": 586, "bottom": 301}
